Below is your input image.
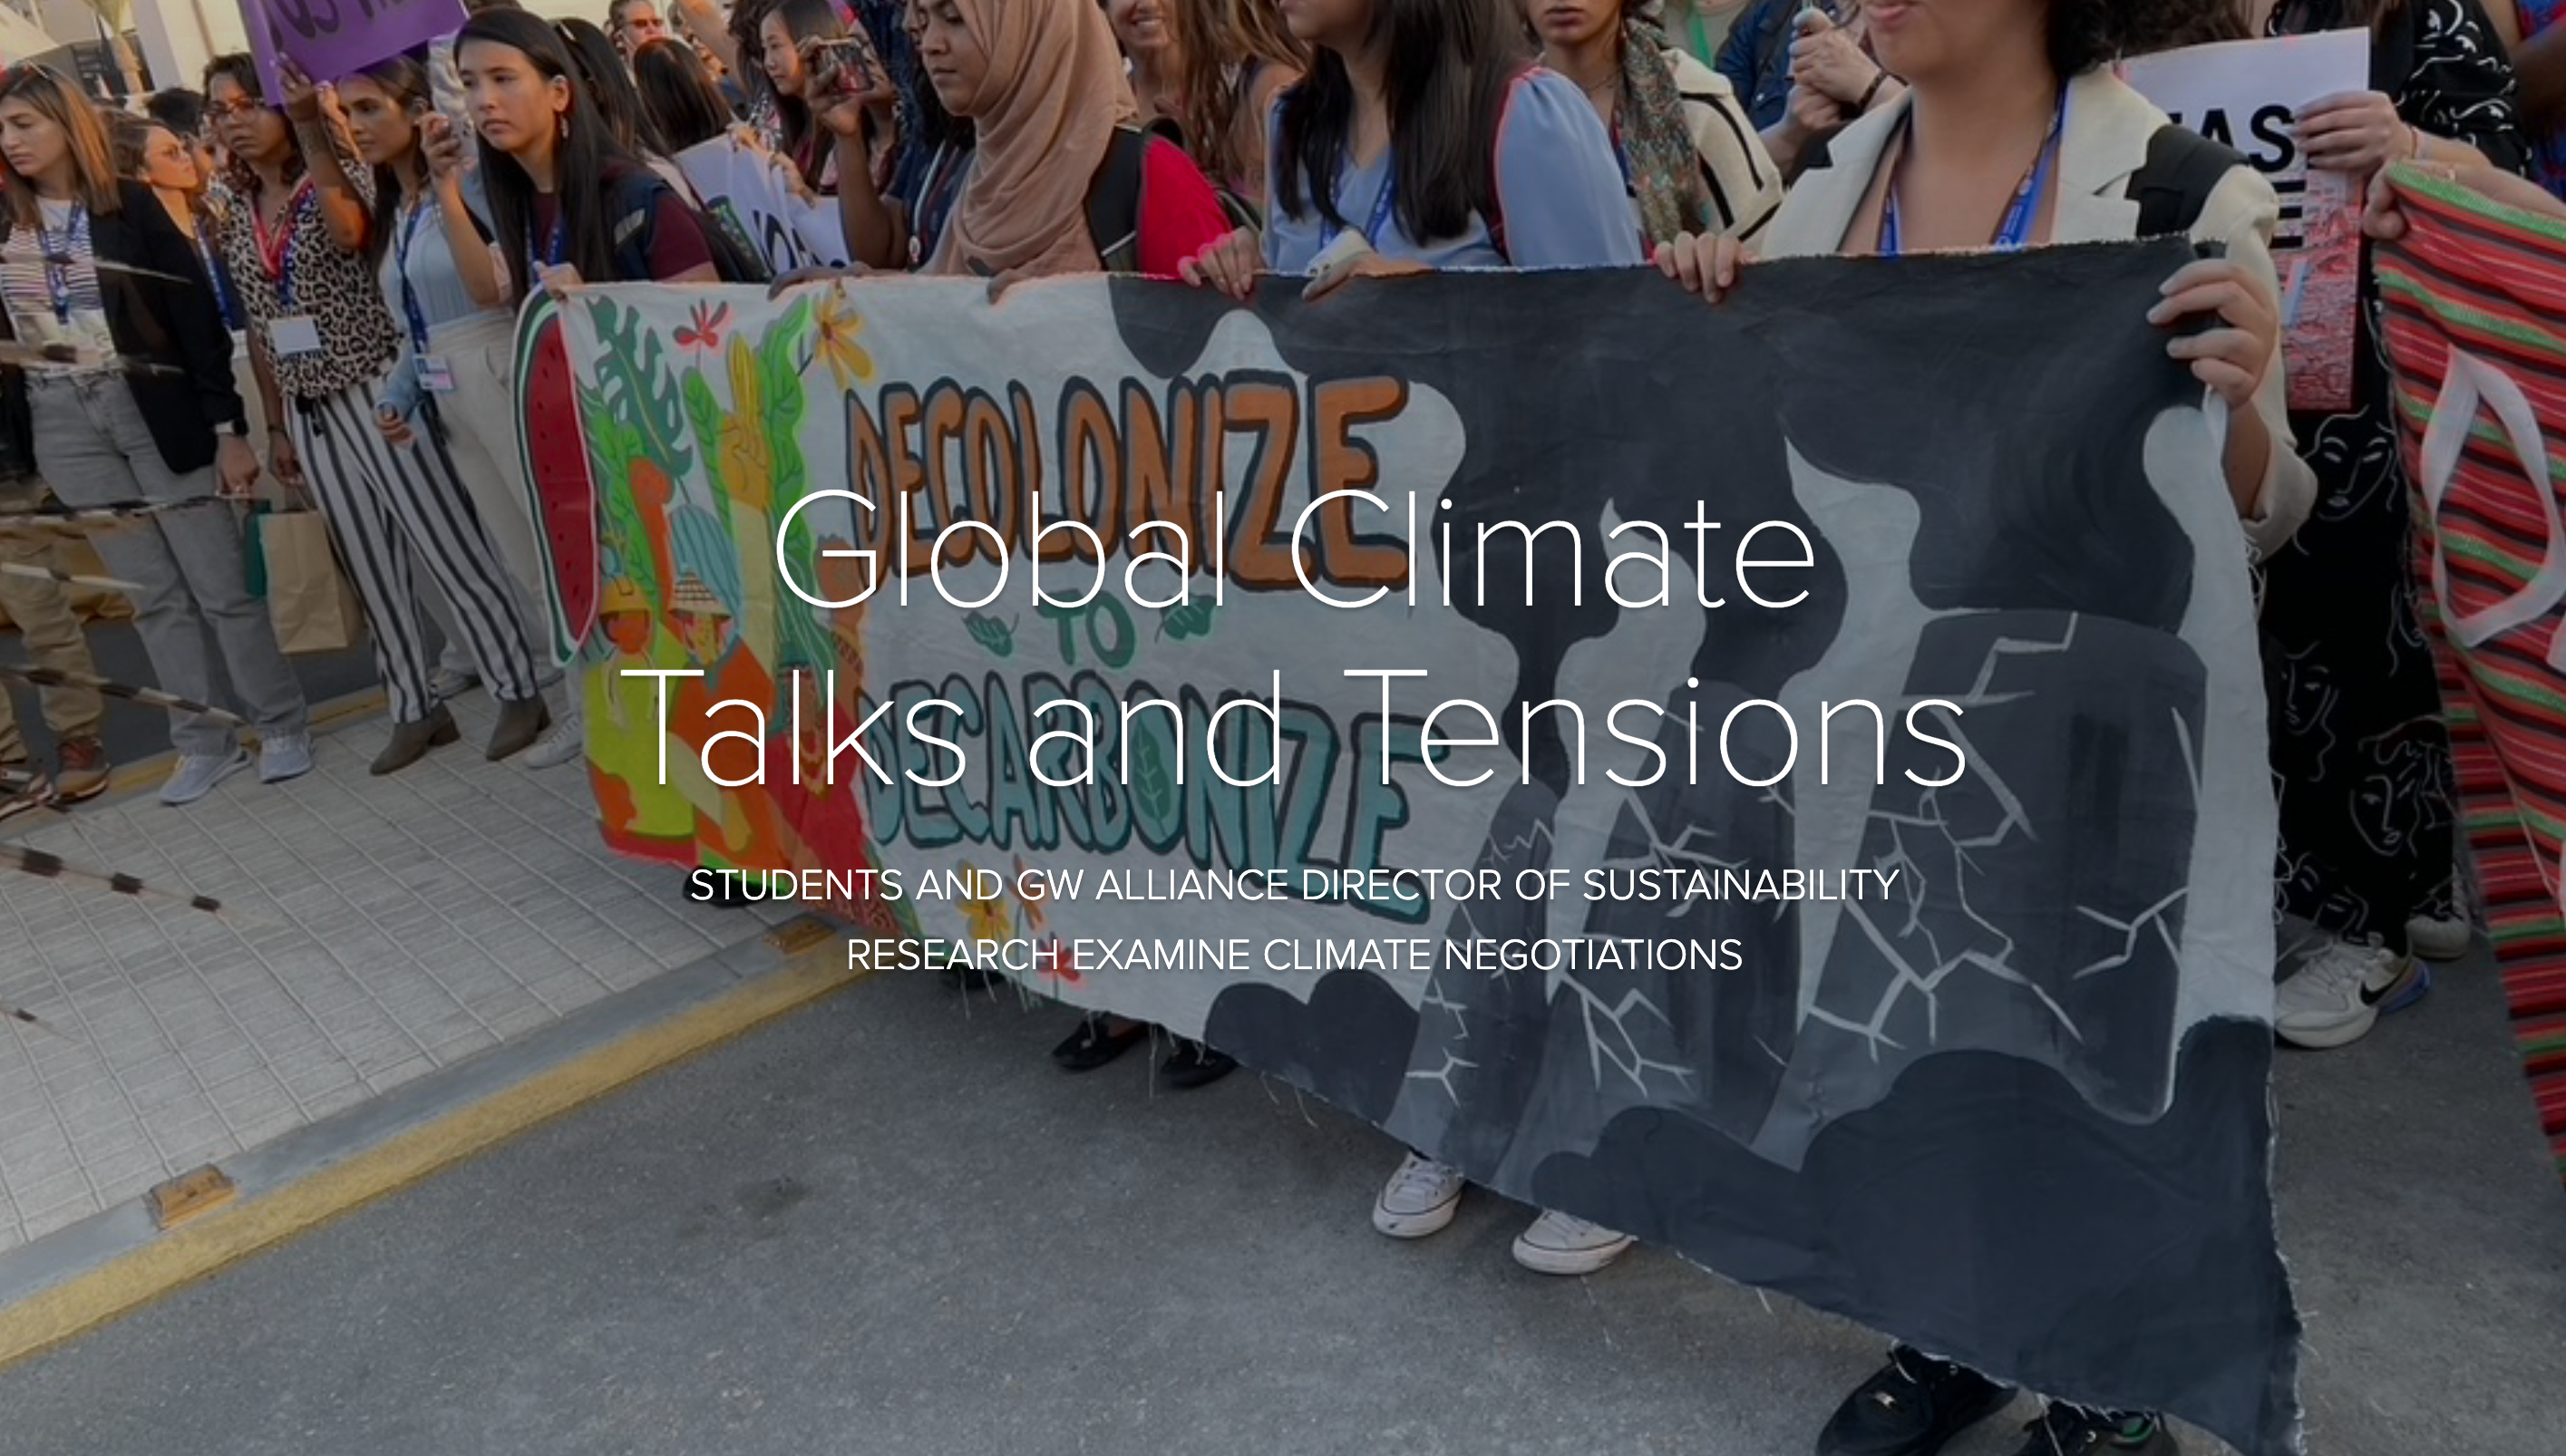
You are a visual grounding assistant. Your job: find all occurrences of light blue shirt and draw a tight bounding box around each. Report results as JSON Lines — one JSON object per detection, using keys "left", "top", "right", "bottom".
{"left": 1263, "top": 69, "right": 1643, "bottom": 275}
{"left": 377, "top": 178, "right": 501, "bottom": 421}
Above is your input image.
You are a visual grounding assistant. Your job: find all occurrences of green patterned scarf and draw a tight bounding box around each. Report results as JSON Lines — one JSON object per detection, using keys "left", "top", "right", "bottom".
{"left": 1618, "top": 13, "right": 1712, "bottom": 246}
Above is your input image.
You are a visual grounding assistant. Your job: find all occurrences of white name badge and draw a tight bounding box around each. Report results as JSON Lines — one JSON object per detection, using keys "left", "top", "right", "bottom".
{"left": 419, "top": 356, "right": 458, "bottom": 393}
{"left": 269, "top": 315, "right": 324, "bottom": 359}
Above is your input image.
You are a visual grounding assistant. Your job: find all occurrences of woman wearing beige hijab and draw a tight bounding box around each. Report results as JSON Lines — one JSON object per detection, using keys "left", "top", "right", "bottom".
{"left": 913, "top": 0, "right": 1235, "bottom": 282}
{"left": 910, "top": 0, "right": 1237, "bottom": 1086}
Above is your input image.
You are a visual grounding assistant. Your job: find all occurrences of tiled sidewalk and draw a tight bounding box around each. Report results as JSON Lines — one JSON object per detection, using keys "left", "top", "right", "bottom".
{"left": 0, "top": 694, "right": 790, "bottom": 1252}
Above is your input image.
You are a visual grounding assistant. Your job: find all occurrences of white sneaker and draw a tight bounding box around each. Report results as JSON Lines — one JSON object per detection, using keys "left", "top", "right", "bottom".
{"left": 258, "top": 732, "right": 315, "bottom": 784}
{"left": 1373, "top": 1152, "right": 1464, "bottom": 1239}
{"left": 524, "top": 710, "right": 584, "bottom": 769}
{"left": 160, "top": 748, "right": 252, "bottom": 807}
{"left": 429, "top": 666, "right": 480, "bottom": 701}
{"left": 1511, "top": 1209, "right": 1636, "bottom": 1276}
{"left": 2405, "top": 911, "right": 2472, "bottom": 963}
{"left": 2276, "top": 935, "right": 2420, "bottom": 1050}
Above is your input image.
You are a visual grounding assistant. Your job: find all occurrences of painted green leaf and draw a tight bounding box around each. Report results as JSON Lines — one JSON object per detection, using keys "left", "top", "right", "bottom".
{"left": 1129, "top": 727, "right": 1176, "bottom": 828}
{"left": 965, "top": 614, "right": 1016, "bottom": 657}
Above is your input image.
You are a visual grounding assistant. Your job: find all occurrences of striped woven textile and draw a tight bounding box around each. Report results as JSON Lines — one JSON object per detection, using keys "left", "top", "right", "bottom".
{"left": 2375, "top": 163, "right": 2566, "bottom": 1189}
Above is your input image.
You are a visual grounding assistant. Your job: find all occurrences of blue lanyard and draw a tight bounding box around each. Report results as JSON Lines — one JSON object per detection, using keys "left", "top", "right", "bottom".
{"left": 196, "top": 230, "right": 237, "bottom": 329}
{"left": 1880, "top": 91, "right": 2065, "bottom": 259}
{"left": 37, "top": 207, "right": 87, "bottom": 325}
{"left": 537, "top": 215, "right": 567, "bottom": 275}
{"left": 394, "top": 195, "right": 437, "bottom": 354}
{"left": 1334, "top": 167, "right": 1397, "bottom": 251}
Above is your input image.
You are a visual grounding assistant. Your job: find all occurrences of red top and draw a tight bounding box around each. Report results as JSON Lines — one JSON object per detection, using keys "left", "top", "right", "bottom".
{"left": 1135, "top": 137, "right": 1233, "bottom": 279}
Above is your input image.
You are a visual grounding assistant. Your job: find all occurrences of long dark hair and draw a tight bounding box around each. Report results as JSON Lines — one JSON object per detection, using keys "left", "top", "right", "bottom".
{"left": 460, "top": 9, "right": 633, "bottom": 302}
{"left": 728, "top": 0, "right": 782, "bottom": 117}
{"left": 2050, "top": 0, "right": 2276, "bottom": 73}
{"left": 202, "top": 53, "right": 304, "bottom": 198}
{"left": 1275, "top": 0, "right": 1527, "bottom": 244}
{"left": 633, "top": 36, "right": 735, "bottom": 151}
{"left": 558, "top": 16, "right": 673, "bottom": 157}
{"left": 766, "top": 0, "right": 847, "bottom": 184}
{"left": 349, "top": 54, "right": 436, "bottom": 267}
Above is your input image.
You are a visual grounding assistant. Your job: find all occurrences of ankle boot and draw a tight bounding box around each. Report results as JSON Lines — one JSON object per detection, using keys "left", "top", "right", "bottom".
{"left": 372, "top": 705, "right": 459, "bottom": 776}
{"left": 486, "top": 695, "right": 552, "bottom": 761}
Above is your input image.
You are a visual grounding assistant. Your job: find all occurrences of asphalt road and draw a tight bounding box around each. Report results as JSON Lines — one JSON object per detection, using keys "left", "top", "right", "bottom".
{"left": 0, "top": 941, "right": 2554, "bottom": 1456}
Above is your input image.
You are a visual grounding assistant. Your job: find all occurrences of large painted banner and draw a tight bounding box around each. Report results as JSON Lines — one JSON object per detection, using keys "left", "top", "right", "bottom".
{"left": 533, "top": 249, "right": 2300, "bottom": 1453}
{"left": 2122, "top": 29, "right": 2368, "bottom": 413}
{"left": 2375, "top": 164, "right": 2566, "bottom": 1189}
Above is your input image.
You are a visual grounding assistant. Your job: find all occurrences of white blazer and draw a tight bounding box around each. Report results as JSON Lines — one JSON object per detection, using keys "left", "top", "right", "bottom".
{"left": 1763, "top": 68, "right": 2318, "bottom": 558}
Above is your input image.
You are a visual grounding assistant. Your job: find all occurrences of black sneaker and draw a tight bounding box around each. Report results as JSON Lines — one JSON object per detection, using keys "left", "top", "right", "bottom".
{"left": 1817, "top": 1347, "right": 2015, "bottom": 1456}
{"left": 1051, "top": 1013, "right": 1147, "bottom": 1072}
{"left": 1159, "top": 1039, "right": 1237, "bottom": 1090}
{"left": 2004, "top": 1405, "right": 2176, "bottom": 1456}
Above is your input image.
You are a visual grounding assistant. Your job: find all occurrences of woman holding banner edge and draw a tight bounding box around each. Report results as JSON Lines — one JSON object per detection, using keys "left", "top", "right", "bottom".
{"left": 1180, "top": 0, "right": 1652, "bottom": 1276}
{"left": 1653, "top": 0, "right": 2318, "bottom": 1451}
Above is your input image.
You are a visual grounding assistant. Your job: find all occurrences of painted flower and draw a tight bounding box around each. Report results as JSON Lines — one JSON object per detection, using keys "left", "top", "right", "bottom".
{"left": 1036, "top": 937, "right": 1081, "bottom": 987}
{"left": 677, "top": 299, "right": 730, "bottom": 352}
{"left": 958, "top": 864, "right": 1013, "bottom": 943}
{"left": 812, "top": 285, "right": 874, "bottom": 393}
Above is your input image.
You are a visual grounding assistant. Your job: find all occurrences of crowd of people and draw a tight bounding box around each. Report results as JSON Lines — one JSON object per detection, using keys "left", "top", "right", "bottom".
{"left": 0, "top": 0, "right": 2559, "bottom": 1451}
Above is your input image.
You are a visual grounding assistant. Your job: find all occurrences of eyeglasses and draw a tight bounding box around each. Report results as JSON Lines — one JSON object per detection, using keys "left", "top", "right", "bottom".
{"left": 205, "top": 96, "right": 269, "bottom": 120}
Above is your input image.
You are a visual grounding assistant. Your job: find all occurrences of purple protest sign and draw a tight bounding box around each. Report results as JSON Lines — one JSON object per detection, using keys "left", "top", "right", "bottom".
{"left": 241, "top": 0, "right": 468, "bottom": 96}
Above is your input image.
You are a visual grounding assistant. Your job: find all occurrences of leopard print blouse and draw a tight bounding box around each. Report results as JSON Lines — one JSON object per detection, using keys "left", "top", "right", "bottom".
{"left": 212, "top": 119, "right": 401, "bottom": 403}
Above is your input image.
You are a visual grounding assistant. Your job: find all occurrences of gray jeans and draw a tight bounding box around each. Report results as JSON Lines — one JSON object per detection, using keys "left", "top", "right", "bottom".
{"left": 28, "top": 372, "right": 309, "bottom": 757}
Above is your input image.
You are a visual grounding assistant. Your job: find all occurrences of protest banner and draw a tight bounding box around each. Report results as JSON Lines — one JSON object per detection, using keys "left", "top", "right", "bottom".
{"left": 526, "top": 251, "right": 2300, "bottom": 1454}
{"left": 242, "top": 0, "right": 467, "bottom": 95}
{"left": 2122, "top": 29, "right": 2369, "bottom": 413}
{"left": 674, "top": 133, "right": 851, "bottom": 277}
{"left": 2375, "top": 164, "right": 2566, "bottom": 1189}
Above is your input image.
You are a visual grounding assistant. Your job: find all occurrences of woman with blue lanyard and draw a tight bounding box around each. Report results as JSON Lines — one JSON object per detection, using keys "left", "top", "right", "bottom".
{"left": 205, "top": 53, "right": 547, "bottom": 777}
{"left": 1657, "top": 5, "right": 2316, "bottom": 1453}
{"left": 0, "top": 64, "right": 314, "bottom": 808}
{"left": 110, "top": 115, "right": 243, "bottom": 334}
{"left": 336, "top": 54, "right": 578, "bottom": 770}
{"left": 1183, "top": 0, "right": 1650, "bottom": 1279}
{"left": 1179, "top": 0, "right": 1641, "bottom": 292}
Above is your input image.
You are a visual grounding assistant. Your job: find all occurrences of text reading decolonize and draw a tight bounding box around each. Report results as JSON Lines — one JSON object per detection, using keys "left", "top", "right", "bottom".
{"left": 627, "top": 488, "right": 1970, "bottom": 794}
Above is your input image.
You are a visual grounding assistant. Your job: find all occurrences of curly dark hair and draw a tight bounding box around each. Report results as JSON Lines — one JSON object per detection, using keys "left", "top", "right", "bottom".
{"left": 2046, "top": 0, "right": 2250, "bottom": 76}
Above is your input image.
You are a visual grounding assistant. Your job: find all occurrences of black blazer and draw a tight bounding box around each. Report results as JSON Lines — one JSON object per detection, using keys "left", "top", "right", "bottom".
{"left": 0, "top": 180, "right": 248, "bottom": 479}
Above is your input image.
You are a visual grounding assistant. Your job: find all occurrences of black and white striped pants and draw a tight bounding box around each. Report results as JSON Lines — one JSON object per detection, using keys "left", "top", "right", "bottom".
{"left": 286, "top": 382, "right": 538, "bottom": 723}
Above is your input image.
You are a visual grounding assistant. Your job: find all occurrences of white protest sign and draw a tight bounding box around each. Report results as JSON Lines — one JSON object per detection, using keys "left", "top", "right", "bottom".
{"left": 673, "top": 132, "right": 850, "bottom": 276}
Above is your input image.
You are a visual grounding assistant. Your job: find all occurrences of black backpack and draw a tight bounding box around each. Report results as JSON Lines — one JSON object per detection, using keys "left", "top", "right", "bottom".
{"left": 2127, "top": 124, "right": 2246, "bottom": 238}
{"left": 1084, "top": 124, "right": 1261, "bottom": 277}
{"left": 606, "top": 166, "right": 774, "bottom": 286}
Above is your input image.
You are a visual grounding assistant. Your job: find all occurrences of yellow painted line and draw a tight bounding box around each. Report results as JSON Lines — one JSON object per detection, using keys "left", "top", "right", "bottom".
{"left": 0, "top": 927, "right": 875, "bottom": 1369}
{"left": 102, "top": 690, "right": 389, "bottom": 797}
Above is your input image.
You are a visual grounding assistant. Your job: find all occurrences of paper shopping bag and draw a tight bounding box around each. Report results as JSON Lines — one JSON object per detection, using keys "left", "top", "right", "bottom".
{"left": 259, "top": 509, "right": 361, "bottom": 655}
